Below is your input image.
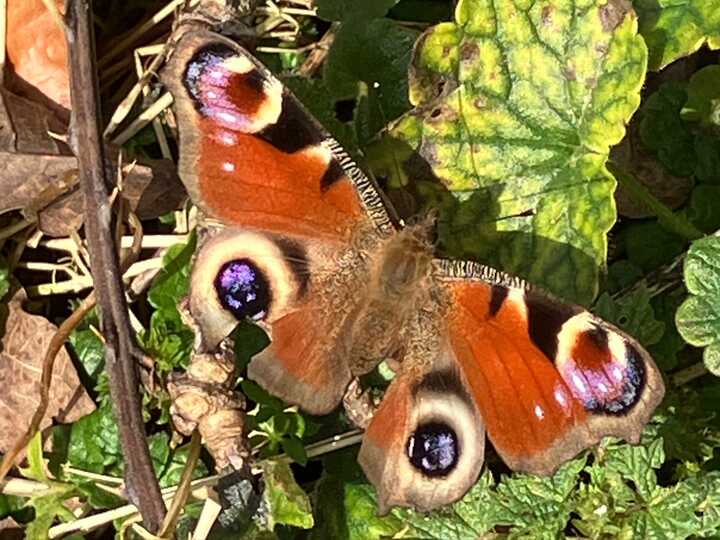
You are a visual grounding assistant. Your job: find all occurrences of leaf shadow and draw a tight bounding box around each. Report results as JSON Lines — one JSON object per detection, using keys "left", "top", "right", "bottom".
{"left": 376, "top": 140, "right": 601, "bottom": 306}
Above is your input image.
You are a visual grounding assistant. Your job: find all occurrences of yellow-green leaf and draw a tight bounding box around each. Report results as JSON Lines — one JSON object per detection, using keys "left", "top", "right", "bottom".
{"left": 634, "top": 0, "right": 720, "bottom": 70}
{"left": 260, "top": 461, "right": 314, "bottom": 530}
{"left": 395, "top": 0, "right": 647, "bottom": 304}
{"left": 676, "top": 235, "right": 720, "bottom": 376}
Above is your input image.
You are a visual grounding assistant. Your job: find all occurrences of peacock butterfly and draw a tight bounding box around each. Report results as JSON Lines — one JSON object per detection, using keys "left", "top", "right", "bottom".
{"left": 161, "top": 28, "right": 665, "bottom": 513}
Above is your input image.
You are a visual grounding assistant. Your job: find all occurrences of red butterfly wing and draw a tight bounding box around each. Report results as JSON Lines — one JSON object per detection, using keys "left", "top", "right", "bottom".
{"left": 162, "top": 30, "right": 395, "bottom": 241}
{"left": 163, "top": 31, "right": 395, "bottom": 414}
{"left": 437, "top": 260, "right": 665, "bottom": 474}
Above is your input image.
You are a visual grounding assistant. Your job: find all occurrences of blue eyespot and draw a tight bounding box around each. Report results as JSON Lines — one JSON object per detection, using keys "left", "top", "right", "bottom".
{"left": 407, "top": 422, "right": 459, "bottom": 477}
{"left": 214, "top": 259, "right": 271, "bottom": 321}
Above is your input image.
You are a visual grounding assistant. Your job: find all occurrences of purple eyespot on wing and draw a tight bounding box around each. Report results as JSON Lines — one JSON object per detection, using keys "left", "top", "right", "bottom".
{"left": 214, "top": 259, "right": 271, "bottom": 321}
{"left": 407, "top": 422, "right": 459, "bottom": 477}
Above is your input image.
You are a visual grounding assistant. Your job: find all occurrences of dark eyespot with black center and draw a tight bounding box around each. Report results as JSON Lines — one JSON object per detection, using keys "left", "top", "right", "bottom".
{"left": 214, "top": 259, "right": 271, "bottom": 321}
{"left": 406, "top": 422, "right": 459, "bottom": 477}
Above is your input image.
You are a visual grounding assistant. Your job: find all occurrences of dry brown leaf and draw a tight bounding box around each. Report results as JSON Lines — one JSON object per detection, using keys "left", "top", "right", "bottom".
{"left": 6, "top": 0, "right": 70, "bottom": 112}
{"left": 0, "top": 153, "right": 185, "bottom": 236}
{"left": 0, "top": 153, "right": 78, "bottom": 216}
{"left": 168, "top": 345, "right": 248, "bottom": 471}
{"left": 0, "top": 290, "right": 95, "bottom": 453}
{"left": 0, "top": 90, "right": 69, "bottom": 154}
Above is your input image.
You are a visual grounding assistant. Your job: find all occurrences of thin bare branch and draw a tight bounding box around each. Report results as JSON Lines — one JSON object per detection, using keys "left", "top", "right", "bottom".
{"left": 64, "top": 0, "right": 166, "bottom": 530}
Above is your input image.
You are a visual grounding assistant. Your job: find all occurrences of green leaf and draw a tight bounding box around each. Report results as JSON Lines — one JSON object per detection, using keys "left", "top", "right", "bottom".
{"left": 648, "top": 289, "right": 687, "bottom": 372}
{"left": 21, "top": 431, "right": 50, "bottom": 483}
{"left": 342, "top": 484, "right": 413, "bottom": 540}
{"left": 147, "top": 238, "right": 196, "bottom": 319}
{"left": 489, "top": 457, "right": 586, "bottom": 537}
{"left": 577, "top": 435, "right": 720, "bottom": 538}
{"left": 324, "top": 19, "right": 417, "bottom": 142}
{"left": 639, "top": 82, "right": 695, "bottom": 177}
{"left": 396, "top": 0, "right": 647, "bottom": 304}
{"left": 241, "top": 380, "right": 282, "bottom": 409}
{"left": 141, "top": 237, "right": 197, "bottom": 373}
{"left": 315, "top": 0, "right": 399, "bottom": 22}
{"left": 657, "top": 386, "right": 720, "bottom": 465}
{"left": 24, "top": 483, "right": 77, "bottom": 540}
{"left": 593, "top": 286, "right": 665, "bottom": 347}
{"left": 623, "top": 220, "right": 686, "bottom": 273}
{"left": 635, "top": 0, "right": 720, "bottom": 70}
{"left": 676, "top": 235, "right": 720, "bottom": 375}
{"left": 283, "top": 77, "right": 357, "bottom": 154}
{"left": 0, "top": 494, "right": 31, "bottom": 522}
{"left": 328, "top": 457, "right": 589, "bottom": 538}
{"left": 158, "top": 442, "right": 209, "bottom": 488}
{"left": 68, "top": 324, "right": 105, "bottom": 381}
{"left": 232, "top": 322, "right": 270, "bottom": 371}
{"left": 280, "top": 435, "right": 308, "bottom": 466}
{"left": 260, "top": 461, "right": 314, "bottom": 530}
{"left": 605, "top": 259, "right": 644, "bottom": 293}
{"left": 148, "top": 432, "right": 171, "bottom": 479}
{"left": 389, "top": 0, "right": 453, "bottom": 23}
{"left": 694, "top": 132, "right": 720, "bottom": 184}
{"left": 602, "top": 436, "right": 664, "bottom": 499}
{"left": 688, "top": 185, "right": 720, "bottom": 234}
{"left": 0, "top": 259, "right": 9, "bottom": 301}
{"left": 67, "top": 403, "right": 122, "bottom": 474}
{"left": 682, "top": 65, "right": 720, "bottom": 126}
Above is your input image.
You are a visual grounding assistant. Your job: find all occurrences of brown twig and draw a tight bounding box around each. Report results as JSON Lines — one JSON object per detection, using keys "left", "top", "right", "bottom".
{"left": 297, "top": 21, "right": 338, "bottom": 77}
{"left": 671, "top": 362, "right": 709, "bottom": 387}
{"left": 64, "top": 0, "right": 166, "bottom": 531}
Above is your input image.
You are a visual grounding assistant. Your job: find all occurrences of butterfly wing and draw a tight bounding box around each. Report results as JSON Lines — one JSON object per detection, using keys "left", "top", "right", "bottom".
{"left": 435, "top": 259, "right": 665, "bottom": 474}
{"left": 358, "top": 346, "right": 486, "bottom": 513}
{"left": 163, "top": 30, "right": 396, "bottom": 414}
{"left": 162, "top": 29, "right": 395, "bottom": 241}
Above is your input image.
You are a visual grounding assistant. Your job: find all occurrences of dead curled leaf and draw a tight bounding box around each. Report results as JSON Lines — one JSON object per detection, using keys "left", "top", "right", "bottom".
{"left": 0, "top": 290, "right": 95, "bottom": 453}
{"left": 167, "top": 347, "right": 248, "bottom": 471}
{"left": 0, "top": 89, "right": 70, "bottom": 155}
{"left": 0, "top": 153, "right": 186, "bottom": 236}
{"left": 6, "top": 0, "right": 70, "bottom": 112}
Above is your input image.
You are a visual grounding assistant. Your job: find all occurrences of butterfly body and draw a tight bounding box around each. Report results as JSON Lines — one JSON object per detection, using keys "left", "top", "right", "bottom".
{"left": 163, "top": 28, "right": 665, "bottom": 514}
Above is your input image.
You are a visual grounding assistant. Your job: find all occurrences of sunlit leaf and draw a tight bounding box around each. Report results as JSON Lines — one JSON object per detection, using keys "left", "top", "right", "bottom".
{"left": 395, "top": 0, "right": 647, "bottom": 304}
{"left": 676, "top": 235, "right": 720, "bottom": 375}
{"left": 634, "top": 0, "right": 720, "bottom": 70}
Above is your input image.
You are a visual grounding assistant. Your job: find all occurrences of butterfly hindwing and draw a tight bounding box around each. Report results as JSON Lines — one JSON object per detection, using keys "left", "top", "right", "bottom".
{"left": 435, "top": 259, "right": 665, "bottom": 474}
{"left": 358, "top": 348, "right": 486, "bottom": 513}
{"left": 186, "top": 227, "right": 355, "bottom": 415}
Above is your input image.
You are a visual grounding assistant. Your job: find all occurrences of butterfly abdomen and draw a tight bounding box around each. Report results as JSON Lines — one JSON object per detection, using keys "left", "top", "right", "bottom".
{"left": 335, "top": 225, "right": 438, "bottom": 374}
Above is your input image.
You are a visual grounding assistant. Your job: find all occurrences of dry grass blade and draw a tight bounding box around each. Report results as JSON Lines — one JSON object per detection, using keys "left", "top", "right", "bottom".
{"left": 112, "top": 92, "right": 174, "bottom": 146}
{"left": 158, "top": 430, "right": 202, "bottom": 537}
